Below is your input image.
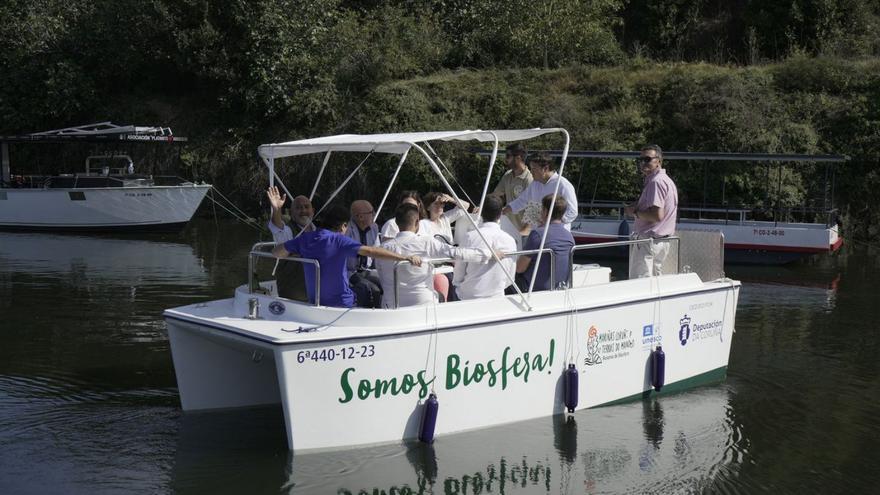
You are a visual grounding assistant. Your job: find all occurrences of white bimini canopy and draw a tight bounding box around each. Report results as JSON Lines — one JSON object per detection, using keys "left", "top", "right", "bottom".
{"left": 257, "top": 129, "right": 561, "bottom": 159}
{"left": 259, "top": 127, "right": 572, "bottom": 307}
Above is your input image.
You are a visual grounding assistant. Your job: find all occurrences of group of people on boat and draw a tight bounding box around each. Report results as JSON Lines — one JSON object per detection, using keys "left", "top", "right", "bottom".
{"left": 267, "top": 142, "right": 677, "bottom": 309}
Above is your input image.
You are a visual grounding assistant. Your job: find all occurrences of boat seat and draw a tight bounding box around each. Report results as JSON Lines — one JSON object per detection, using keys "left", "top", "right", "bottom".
{"left": 570, "top": 263, "right": 611, "bottom": 287}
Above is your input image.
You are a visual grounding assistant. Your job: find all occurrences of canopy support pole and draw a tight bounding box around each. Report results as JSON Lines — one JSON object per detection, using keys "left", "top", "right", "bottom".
{"left": 375, "top": 149, "right": 409, "bottom": 222}
{"left": 310, "top": 150, "right": 332, "bottom": 201}
{"left": 527, "top": 129, "right": 571, "bottom": 296}
{"left": 411, "top": 139, "right": 532, "bottom": 311}
{"left": 477, "top": 138, "right": 500, "bottom": 214}
{"left": 311, "top": 151, "right": 374, "bottom": 220}
{"left": 424, "top": 141, "right": 476, "bottom": 207}
{"left": 1, "top": 142, "right": 9, "bottom": 184}
{"left": 261, "top": 155, "right": 295, "bottom": 205}
{"left": 268, "top": 155, "right": 274, "bottom": 187}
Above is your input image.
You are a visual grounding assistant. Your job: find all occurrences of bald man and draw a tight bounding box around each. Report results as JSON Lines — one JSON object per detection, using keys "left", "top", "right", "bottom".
{"left": 267, "top": 186, "right": 314, "bottom": 238}
{"left": 266, "top": 186, "right": 315, "bottom": 301}
{"left": 344, "top": 199, "right": 382, "bottom": 308}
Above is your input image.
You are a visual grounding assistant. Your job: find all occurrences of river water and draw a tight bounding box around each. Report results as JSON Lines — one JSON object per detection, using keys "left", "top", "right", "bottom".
{"left": 1, "top": 220, "right": 877, "bottom": 494}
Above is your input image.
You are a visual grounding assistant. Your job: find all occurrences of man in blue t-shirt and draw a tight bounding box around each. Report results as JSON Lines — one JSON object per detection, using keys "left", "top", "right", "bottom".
{"left": 272, "top": 205, "right": 422, "bottom": 308}
{"left": 516, "top": 194, "right": 575, "bottom": 291}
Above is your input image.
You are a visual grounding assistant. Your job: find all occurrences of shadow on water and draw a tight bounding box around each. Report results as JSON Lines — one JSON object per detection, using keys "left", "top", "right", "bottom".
{"left": 171, "top": 407, "right": 289, "bottom": 494}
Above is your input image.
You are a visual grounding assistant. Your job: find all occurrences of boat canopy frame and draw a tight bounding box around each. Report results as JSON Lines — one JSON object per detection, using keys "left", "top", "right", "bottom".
{"left": 258, "top": 129, "right": 572, "bottom": 310}
{"left": 1, "top": 122, "right": 189, "bottom": 185}
{"left": 474, "top": 149, "right": 849, "bottom": 227}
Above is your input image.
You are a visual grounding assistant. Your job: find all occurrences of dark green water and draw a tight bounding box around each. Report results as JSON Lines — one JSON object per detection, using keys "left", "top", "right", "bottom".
{"left": 1, "top": 220, "right": 878, "bottom": 494}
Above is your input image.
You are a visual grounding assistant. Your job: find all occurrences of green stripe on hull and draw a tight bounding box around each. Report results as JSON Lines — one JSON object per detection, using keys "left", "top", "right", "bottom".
{"left": 594, "top": 366, "right": 728, "bottom": 408}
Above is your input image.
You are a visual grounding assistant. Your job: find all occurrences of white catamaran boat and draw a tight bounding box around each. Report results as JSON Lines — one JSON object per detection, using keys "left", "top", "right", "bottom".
{"left": 0, "top": 122, "right": 211, "bottom": 231}
{"left": 164, "top": 129, "right": 741, "bottom": 452}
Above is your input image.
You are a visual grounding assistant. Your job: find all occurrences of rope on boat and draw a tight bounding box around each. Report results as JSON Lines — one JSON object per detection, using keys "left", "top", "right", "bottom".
{"left": 562, "top": 283, "right": 580, "bottom": 365}
{"left": 429, "top": 289, "right": 441, "bottom": 394}
{"left": 206, "top": 186, "right": 264, "bottom": 232}
{"left": 212, "top": 186, "right": 258, "bottom": 224}
{"left": 650, "top": 257, "right": 663, "bottom": 341}
{"left": 280, "top": 307, "right": 352, "bottom": 333}
{"left": 423, "top": 142, "right": 477, "bottom": 207}
{"left": 718, "top": 277, "right": 738, "bottom": 337}
{"left": 834, "top": 226, "right": 880, "bottom": 250}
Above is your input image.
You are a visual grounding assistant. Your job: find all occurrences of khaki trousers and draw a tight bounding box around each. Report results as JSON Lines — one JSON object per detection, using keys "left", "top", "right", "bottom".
{"left": 628, "top": 234, "right": 671, "bottom": 279}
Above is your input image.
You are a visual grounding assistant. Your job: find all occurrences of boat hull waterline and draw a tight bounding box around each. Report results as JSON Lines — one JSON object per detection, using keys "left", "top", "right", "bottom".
{"left": 164, "top": 274, "right": 739, "bottom": 452}
{"left": 0, "top": 184, "right": 211, "bottom": 231}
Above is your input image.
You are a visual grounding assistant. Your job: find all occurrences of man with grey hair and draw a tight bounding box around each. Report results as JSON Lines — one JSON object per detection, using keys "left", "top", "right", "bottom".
{"left": 624, "top": 144, "right": 678, "bottom": 278}
{"left": 345, "top": 199, "right": 382, "bottom": 308}
{"left": 267, "top": 186, "right": 315, "bottom": 301}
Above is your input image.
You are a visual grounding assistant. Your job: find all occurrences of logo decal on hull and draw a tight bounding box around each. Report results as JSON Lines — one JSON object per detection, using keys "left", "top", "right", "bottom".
{"left": 679, "top": 314, "right": 692, "bottom": 346}
{"left": 584, "top": 326, "right": 602, "bottom": 366}
{"left": 268, "top": 301, "right": 286, "bottom": 315}
{"left": 678, "top": 313, "right": 723, "bottom": 346}
{"left": 583, "top": 325, "right": 635, "bottom": 366}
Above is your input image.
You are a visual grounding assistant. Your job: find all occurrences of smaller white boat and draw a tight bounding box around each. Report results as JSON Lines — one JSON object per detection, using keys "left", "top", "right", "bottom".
{"left": 559, "top": 150, "right": 846, "bottom": 265}
{"left": 164, "top": 129, "right": 741, "bottom": 453}
{"left": 0, "top": 122, "right": 211, "bottom": 232}
{"left": 572, "top": 202, "right": 842, "bottom": 265}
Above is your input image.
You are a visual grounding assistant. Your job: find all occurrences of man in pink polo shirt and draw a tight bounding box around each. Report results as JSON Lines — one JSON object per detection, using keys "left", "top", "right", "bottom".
{"left": 624, "top": 144, "right": 678, "bottom": 278}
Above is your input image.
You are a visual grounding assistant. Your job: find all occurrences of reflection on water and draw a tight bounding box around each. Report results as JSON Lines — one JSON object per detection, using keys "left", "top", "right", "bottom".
{"left": 1, "top": 222, "right": 878, "bottom": 493}
{"left": 165, "top": 387, "right": 742, "bottom": 494}
{"left": 0, "top": 232, "right": 209, "bottom": 284}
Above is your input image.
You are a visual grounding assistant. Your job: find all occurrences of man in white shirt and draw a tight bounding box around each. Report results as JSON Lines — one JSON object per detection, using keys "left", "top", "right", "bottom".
{"left": 502, "top": 152, "right": 578, "bottom": 230}
{"left": 266, "top": 186, "right": 315, "bottom": 301}
{"left": 454, "top": 194, "right": 517, "bottom": 300}
{"left": 267, "top": 186, "right": 315, "bottom": 241}
{"left": 376, "top": 204, "right": 495, "bottom": 308}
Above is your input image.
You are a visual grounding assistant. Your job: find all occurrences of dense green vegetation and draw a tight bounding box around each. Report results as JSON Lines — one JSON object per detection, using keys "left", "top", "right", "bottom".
{"left": 1, "top": 1, "right": 878, "bottom": 238}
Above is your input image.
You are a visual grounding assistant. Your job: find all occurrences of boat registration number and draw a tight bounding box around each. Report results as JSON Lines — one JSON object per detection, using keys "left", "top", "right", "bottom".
{"left": 753, "top": 229, "right": 785, "bottom": 236}
{"left": 297, "top": 345, "right": 375, "bottom": 364}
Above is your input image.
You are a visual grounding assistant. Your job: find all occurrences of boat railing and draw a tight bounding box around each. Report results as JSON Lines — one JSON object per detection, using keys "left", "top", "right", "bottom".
{"left": 249, "top": 242, "right": 322, "bottom": 306}
{"left": 0, "top": 174, "right": 198, "bottom": 189}
{"left": 85, "top": 154, "right": 133, "bottom": 176}
{"left": 577, "top": 200, "right": 840, "bottom": 227}
{"left": 391, "top": 248, "right": 557, "bottom": 309}
{"left": 577, "top": 200, "right": 627, "bottom": 219}
{"left": 567, "top": 237, "right": 681, "bottom": 285}
{"left": 678, "top": 206, "right": 750, "bottom": 224}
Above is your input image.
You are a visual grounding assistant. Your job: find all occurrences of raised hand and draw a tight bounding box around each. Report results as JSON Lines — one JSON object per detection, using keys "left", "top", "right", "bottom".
{"left": 267, "top": 186, "right": 287, "bottom": 211}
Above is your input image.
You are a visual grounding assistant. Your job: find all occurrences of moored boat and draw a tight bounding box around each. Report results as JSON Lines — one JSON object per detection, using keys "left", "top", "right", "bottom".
{"left": 0, "top": 122, "right": 211, "bottom": 232}
{"left": 561, "top": 150, "right": 846, "bottom": 265}
{"left": 572, "top": 203, "right": 842, "bottom": 265}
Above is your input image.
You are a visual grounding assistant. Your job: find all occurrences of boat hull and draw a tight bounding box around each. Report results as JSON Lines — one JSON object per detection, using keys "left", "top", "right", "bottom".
{"left": 164, "top": 275, "right": 739, "bottom": 452}
{"left": 0, "top": 184, "right": 211, "bottom": 231}
{"left": 572, "top": 217, "right": 842, "bottom": 264}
